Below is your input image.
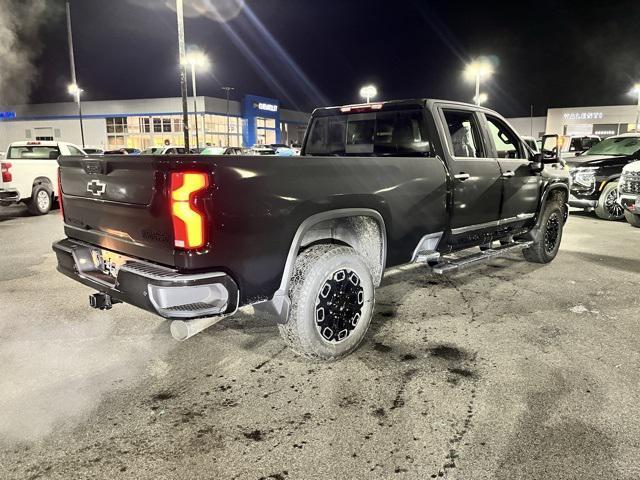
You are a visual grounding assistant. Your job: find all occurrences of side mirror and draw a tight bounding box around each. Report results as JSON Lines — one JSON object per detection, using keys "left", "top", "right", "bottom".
{"left": 540, "top": 134, "right": 560, "bottom": 164}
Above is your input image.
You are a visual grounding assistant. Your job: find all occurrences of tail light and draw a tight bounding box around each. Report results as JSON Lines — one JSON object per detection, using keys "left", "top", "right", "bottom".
{"left": 170, "top": 172, "right": 209, "bottom": 249}
{"left": 1, "top": 162, "right": 12, "bottom": 183}
{"left": 57, "top": 167, "right": 64, "bottom": 219}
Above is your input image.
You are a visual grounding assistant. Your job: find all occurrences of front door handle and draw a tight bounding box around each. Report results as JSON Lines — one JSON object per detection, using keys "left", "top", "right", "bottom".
{"left": 501, "top": 171, "right": 515, "bottom": 178}
{"left": 454, "top": 173, "right": 470, "bottom": 181}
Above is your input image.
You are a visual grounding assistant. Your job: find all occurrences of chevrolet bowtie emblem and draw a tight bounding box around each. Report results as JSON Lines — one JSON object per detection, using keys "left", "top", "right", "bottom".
{"left": 87, "top": 179, "right": 106, "bottom": 196}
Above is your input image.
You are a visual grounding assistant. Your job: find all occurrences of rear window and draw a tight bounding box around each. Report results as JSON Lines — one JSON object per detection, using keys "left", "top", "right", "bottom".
{"left": 7, "top": 145, "right": 60, "bottom": 160}
{"left": 305, "top": 109, "right": 432, "bottom": 156}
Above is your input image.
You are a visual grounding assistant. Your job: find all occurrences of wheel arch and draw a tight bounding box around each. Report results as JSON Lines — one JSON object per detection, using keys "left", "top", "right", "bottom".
{"left": 537, "top": 182, "right": 569, "bottom": 227}
{"left": 254, "top": 208, "right": 387, "bottom": 323}
{"left": 32, "top": 176, "right": 55, "bottom": 197}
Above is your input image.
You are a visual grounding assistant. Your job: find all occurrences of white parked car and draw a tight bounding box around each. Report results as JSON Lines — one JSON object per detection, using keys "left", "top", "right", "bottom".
{"left": 618, "top": 160, "right": 640, "bottom": 227}
{"left": 140, "top": 146, "right": 188, "bottom": 155}
{"left": 0, "top": 140, "right": 86, "bottom": 215}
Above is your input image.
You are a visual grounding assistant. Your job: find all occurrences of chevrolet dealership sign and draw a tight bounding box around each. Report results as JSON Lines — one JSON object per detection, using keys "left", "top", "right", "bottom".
{"left": 563, "top": 112, "right": 603, "bottom": 121}
{"left": 254, "top": 102, "right": 278, "bottom": 112}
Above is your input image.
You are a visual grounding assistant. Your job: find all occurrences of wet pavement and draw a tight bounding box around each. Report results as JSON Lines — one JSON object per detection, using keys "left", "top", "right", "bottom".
{"left": 1, "top": 205, "right": 639, "bottom": 479}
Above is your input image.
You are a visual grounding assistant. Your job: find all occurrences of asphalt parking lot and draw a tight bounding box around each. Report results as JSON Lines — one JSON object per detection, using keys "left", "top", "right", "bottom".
{"left": 0, "top": 205, "right": 639, "bottom": 480}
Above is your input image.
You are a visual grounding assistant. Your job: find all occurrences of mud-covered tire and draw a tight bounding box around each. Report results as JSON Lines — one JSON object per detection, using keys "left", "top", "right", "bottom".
{"left": 26, "top": 184, "right": 53, "bottom": 215}
{"left": 278, "top": 244, "right": 375, "bottom": 361}
{"left": 595, "top": 181, "right": 624, "bottom": 221}
{"left": 523, "top": 201, "right": 564, "bottom": 264}
{"left": 624, "top": 210, "right": 640, "bottom": 227}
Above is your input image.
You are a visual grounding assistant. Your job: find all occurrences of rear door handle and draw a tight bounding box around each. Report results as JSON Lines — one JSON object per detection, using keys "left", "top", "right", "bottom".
{"left": 501, "top": 171, "right": 515, "bottom": 178}
{"left": 454, "top": 173, "right": 470, "bottom": 181}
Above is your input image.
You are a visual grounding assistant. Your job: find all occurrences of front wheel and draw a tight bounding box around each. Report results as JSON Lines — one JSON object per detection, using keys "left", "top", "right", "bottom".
{"left": 624, "top": 210, "right": 640, "bottom": 227}
{"left": 523, "top": 202, "right": 564, "bottom": 264}
{"left": 278, "top": 245, "right": 375, "bottom": 361}
{"left": 26, "top": 185, "right": 53, "bottom": 215}
{"left": 595, "top": 181, "right": 624, "bottom": 220}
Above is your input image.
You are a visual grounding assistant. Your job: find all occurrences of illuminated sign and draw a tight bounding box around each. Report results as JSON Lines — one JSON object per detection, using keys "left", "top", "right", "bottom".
{"left": 254, "top": 102, "right": 278, "bottom": 112}
{"left": 563, "top": 112, "right": 603, "bottom": 121}
{"left": 0, "top": 111, "right": 16, "bottom": 119}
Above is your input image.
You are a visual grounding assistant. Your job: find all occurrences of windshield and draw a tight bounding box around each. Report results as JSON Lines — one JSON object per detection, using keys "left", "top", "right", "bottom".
{"left": 585, "top": 136, "right": 640, "bottom": 156}
{"left": 201, "top": 147, "right": 226, "bottom": 155}
{"left": 7, "top": 145, "right": 59, "bottom": 159}
{"left": 305, "top": 109, "right": 432, "bottom": 156}
{"left": 141, "top": 147, "right": 165, "bottom": 154}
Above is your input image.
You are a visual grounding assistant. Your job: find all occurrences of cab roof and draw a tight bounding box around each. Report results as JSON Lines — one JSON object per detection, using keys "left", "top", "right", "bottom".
{"left": 312, "top": 98, "right": 496, "bottom": 116}
{"left": 9, "top": 140, "right": 74, "bottom": 147}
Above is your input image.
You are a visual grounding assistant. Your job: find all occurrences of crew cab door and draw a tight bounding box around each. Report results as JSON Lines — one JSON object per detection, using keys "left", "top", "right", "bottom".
{"left": 437, "top": 106, "right": 502, "bottom": 232}
{"left": 482, "top": 114, "right": 542, "bottom": 219}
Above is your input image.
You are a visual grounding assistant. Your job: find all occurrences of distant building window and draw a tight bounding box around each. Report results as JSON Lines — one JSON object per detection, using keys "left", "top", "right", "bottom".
{"left": 106, "top": 117, "right": 127, "bottom": 134}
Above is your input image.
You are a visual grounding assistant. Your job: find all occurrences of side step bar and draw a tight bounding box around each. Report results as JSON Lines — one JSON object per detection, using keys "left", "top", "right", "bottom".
{"left": 431, "top": 241, "right": 534, "bottom": 275}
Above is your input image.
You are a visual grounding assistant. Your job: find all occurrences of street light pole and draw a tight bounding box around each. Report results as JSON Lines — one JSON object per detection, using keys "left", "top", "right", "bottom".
{"left": 464, "top": 58, "right": 494, "bottom": 106}
{"left": 65, "top": 1, "right": 84, "bottom": 147}
{"left": 76, "top": 90, "right": 85, "bottom": 148}
{"left": 474, "top": 73, "right": 480, "bottom": 106}
{"left": 190, "top": 63, "right": 200, "bottom": 149}
{"left": 222, "top": 87, "right": 234, "bottom": 146}
{"left": 175, "top": 0, "right": 190, "bottom": 150}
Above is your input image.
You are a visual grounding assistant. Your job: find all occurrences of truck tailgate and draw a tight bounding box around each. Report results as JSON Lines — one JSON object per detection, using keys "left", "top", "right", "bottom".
{"left": 58, "top": 155, "right": 178, "bottom": 267}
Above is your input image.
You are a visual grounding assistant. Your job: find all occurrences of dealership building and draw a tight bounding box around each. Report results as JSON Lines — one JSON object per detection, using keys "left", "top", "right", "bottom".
{"left": 508, "top": 104, "right": 640, "bottom": 140}
{"left": 0, "top": 94, "right": 310, "bottom": 151}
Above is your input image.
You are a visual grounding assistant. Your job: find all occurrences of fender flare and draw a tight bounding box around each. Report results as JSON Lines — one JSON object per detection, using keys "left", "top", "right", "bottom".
{"left": 254, "top": 208, "right": 387, "bottom": 323}
{"left": 535, "top": 182, "right": 570, "bottom": 228}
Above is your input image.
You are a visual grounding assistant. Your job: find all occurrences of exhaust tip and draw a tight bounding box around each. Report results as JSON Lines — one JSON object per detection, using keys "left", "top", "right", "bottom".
{"left": 170, "top": 320, "right": 190, "bottom": 341}
{"left": 170, "top": 315, "right": 225, "bottom": 341}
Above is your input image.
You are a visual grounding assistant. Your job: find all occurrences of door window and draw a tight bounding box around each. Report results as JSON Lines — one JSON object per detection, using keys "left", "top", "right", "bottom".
{"left": 486, "top": 116, "right": 525, "bottom": 159}
{"left": 67, "top": 145, "right": 84, "bottom": 155}
{"left": 442, "top": 110, "right": 486, "bottom": 158}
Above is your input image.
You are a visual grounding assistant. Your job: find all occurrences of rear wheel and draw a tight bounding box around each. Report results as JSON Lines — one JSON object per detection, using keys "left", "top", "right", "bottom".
{"left": 523, "top": 202, "right": 564, "bottom": 264}
{"left": 595, "top": 181, "right": 624, "bottom": 220}
{"left": 278, "top": 245, "right": 375, "bottom": 361}
{"left": 624, "top": 210, "right": 640, "bottom": 227}
{"left": 26, "top": 185, "right": 52, "bottom": 215}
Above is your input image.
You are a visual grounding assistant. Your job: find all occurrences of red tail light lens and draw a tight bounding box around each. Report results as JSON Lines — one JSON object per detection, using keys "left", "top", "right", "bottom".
{"left": 1, "top": 162, "right": 12, "bottom": 182}
{"left": 170, "top": 172, "right": 209, "bottom": 249}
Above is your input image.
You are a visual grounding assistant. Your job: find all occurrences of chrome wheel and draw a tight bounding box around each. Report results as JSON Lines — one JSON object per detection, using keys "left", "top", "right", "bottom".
{"left": 37, "top": 190, "right": 50, "bottom": 211}
{"left": 544, "top": 212, "right": 560, "bottom": 254}
{"left": 315, "top": 268, "right": 364, "bottom": 344}
{"left": 604, "top": 188, "right": 623, "bottom": 218}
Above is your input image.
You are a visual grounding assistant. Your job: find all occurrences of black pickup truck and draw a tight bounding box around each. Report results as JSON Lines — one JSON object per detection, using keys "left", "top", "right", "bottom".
{"left": 53, "top": 99, "right": 569, "bottom": 360}
{"left": 567, "top": 133, "right": 640, "bottom": 220}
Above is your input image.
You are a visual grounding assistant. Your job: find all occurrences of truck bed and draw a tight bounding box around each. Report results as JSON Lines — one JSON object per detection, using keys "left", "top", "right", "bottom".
{"left": 58, "top": 154, "right": 448, "bottom": 303}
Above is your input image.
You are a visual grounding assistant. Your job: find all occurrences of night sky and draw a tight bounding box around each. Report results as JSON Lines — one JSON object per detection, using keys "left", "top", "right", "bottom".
{"left": 25, "top": 0, "right": 640, "bottom": 117}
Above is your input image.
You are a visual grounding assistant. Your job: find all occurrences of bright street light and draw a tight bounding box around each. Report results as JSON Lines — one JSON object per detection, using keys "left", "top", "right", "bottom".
{"left": 464, "top": 58, "right": 494, "bottom": 106}
{"left": 473, "top": 92, "right": 488, "bottom": 105}
{"left": 359, "top": 85, "right": 377, "bottom": 103}
{"left": 67, "top": 83, "right": 82, "bottom": 95}
{"left": 67, "top": 83, "right": 85, "bottom": 148}
{"left": 183, "top": 49, "right": 210, "bottom": 149}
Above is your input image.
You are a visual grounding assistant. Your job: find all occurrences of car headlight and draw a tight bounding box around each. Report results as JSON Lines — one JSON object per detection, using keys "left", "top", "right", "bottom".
{"left": 570, "top": 166, "right": 598, "bottom": 188}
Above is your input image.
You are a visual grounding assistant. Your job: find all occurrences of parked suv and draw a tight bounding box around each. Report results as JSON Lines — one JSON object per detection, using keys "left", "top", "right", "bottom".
{"left": 567, "top": 133, "right": 640, "bottom": 220}
{"left": 0, "top": 140, "right": 86, "bottom": 215}
{"left": 53, "top": 99, "right": 568, "bottom": 360}
{"left": 618, "top": 160, "right": 640, "bottom": 227}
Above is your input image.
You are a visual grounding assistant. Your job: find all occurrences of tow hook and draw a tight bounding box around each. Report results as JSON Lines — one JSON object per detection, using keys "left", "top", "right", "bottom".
{"left": 89, "top": 292, "right": 121, "bottom": 310}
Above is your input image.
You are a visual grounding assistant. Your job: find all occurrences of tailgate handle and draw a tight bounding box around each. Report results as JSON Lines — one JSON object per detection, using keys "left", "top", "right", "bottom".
{"left": 84, "top": 160, "right": 107, "bottom": 175}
